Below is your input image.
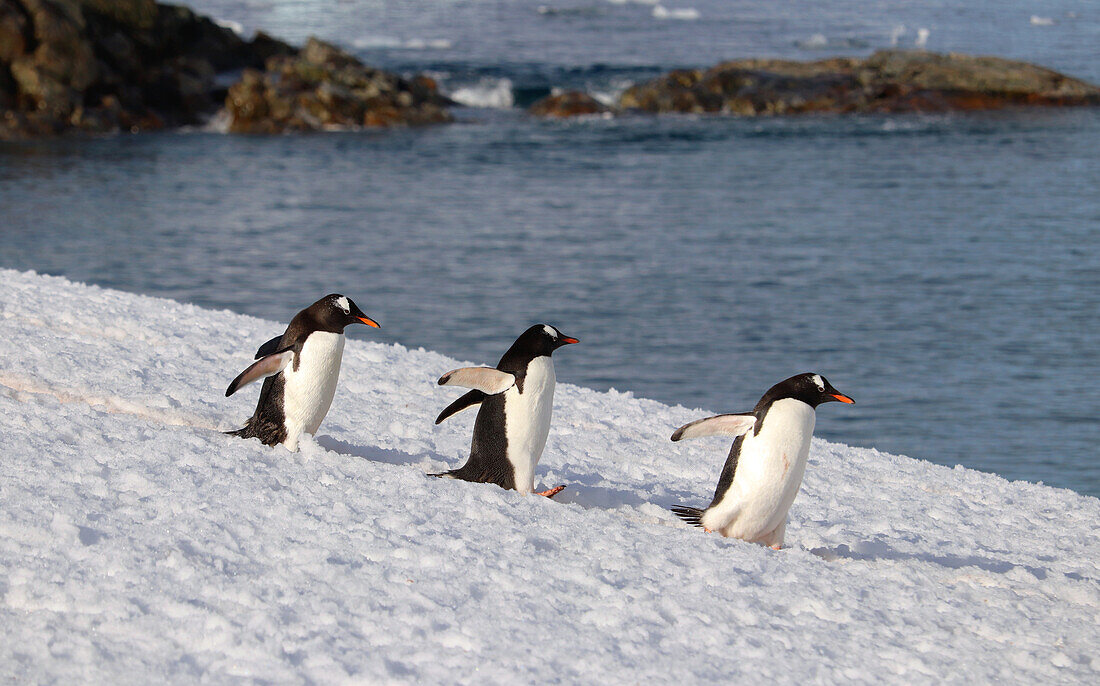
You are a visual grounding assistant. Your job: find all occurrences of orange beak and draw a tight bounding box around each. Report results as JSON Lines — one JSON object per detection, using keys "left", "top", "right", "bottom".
{"left": 831, "top": 393, "right": 855, "bottom": 404}
{"left": 561, "top": 337, "right": 579, "bottom": 344}
{"left": 358, "top": 316, "right": 380, "bottom": 328}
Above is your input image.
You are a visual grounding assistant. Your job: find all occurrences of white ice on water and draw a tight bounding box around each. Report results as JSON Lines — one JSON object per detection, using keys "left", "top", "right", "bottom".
{"left": 0, "top": 269, "right": 1098, "bottom": 683}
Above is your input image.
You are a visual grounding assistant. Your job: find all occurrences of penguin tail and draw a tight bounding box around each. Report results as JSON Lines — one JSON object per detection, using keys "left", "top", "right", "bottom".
{"left": 428, "top": 470, "right": 459, "bottom": 479}
{"left": 670, "top": 505, "right": 706, "bottom": 528}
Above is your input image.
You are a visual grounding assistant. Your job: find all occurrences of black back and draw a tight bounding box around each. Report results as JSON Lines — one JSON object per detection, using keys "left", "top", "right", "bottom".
{"left": 707, "top": 435, "right": 745, "bottom": 508}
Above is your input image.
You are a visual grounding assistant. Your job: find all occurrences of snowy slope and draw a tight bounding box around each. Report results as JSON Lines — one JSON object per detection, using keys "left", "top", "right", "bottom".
{"left": 1, "top": 268, "right": 1097, "bottom": 684}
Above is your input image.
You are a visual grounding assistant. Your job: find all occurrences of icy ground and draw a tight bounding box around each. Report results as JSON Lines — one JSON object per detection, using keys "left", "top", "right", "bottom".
{"left": 1, "top": 269, "right": 1098, "bottom": 684}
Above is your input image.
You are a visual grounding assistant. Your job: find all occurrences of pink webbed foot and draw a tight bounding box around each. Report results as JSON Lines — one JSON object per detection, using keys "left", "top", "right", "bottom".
{"left": 536, "top": 485, "right": 566, "bottom": 499}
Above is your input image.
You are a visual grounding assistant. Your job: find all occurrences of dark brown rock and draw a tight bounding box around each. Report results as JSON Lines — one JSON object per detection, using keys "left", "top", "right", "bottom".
{"left": 528, "top": 91, "right": 611, "bottom": 118}
{"left": 0, "top": 0, "right": 296, "bottom": 139}
{"left": 619, "top": 50, "right": 1100, "bottom": 116}
{"left": 225, "top": 37, "right": 452, "bottom": 133}
{"left": 77, "top": 0, "right": 156, "bottom": 30}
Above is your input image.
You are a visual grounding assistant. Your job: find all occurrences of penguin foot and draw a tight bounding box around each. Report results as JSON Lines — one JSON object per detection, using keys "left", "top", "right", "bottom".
{"left": 536, "top": 485, "right": 566, "bottom": 499}
{"left": 703, "top": 527, "right": 713, "bottom": 534}
{"left": 771, "top": 544, "right": 782, "bottom": 551}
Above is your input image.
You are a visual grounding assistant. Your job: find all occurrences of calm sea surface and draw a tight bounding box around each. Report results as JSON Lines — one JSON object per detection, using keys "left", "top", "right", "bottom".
{"left": 2, "top": 0, "right": 1098, "bottom": 497}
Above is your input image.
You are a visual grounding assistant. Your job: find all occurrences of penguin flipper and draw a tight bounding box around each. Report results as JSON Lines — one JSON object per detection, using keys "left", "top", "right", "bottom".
{"left": 254, "top": 335, "right": 285, "bottom": 360}
{"left": 226, "top": 347, "right": 294, "bottom": 397}
{"left": 437, "top": 367, "right": 515, "bottom": 395}
{"left": 671, "top": 413, "right": 756, "bottom": 441}
{"left": 435, "top": 390, "right": 487, "bottom": 424}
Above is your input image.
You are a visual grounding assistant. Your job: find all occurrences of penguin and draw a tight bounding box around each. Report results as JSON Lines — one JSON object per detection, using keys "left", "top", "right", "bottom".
{"left": 669, "top": 373, "right": 854, "bottom": 549}
{"left": 433, "top": 324, "right": 578, "bottom": 496}
{"left": 225, "top": 294, "right": 379, "bottom": 451}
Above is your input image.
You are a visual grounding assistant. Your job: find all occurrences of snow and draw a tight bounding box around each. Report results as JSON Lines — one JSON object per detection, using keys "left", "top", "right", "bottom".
{"left": 1, "top": 268, "right": 1098, "bottom": 683}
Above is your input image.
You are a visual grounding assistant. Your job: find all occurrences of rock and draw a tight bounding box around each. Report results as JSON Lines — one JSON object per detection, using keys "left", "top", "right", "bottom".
{"left": 77, "top": 0, "right": 156, "bottom": 30}
{"left": 0, "top": 0, "right": 296, "bottom": 139}
{"left": 0, "top": 2, "right": 28, "bottom": 63}
{"left": 528, "top": 91, "right": 611, "bottom": 118}
{"left": 225, "top": 37, "right": 452, "bottom": 133}
{"left": 619, "top": 50, "right": 1100, "bottom": 116}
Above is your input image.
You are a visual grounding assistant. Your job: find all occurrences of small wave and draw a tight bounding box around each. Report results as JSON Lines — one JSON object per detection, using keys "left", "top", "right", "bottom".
{"left": 352, "top": 36, "right": 454, "bottom": 50}
{"left": 589, "top": 77, "right": 635, "bottom": 106}
{"left": 200, "top": 110, "right": 232, "bottom": 134}
{"left": 652, "top": 5, "right": 700, "bottom": 20}
{"left": 449, "top": 78, "right": 515, "bottom": 109}
{"left": 795, "top": 34, "right": 869, "bottom": 50}
{"left": 1030, "top": 15, "right": 1055, "bottom": 26}
{"left": 798, "top": 33, "right": 828, "bottom": 49}
{"left": 537, "top": 5, "right": 602, "bottom": 16}
{"left": 606, "top": 0, "right": 659, "bottom": 5}
{"left": 214, "top": 18, "right": 245, "bottom": 36}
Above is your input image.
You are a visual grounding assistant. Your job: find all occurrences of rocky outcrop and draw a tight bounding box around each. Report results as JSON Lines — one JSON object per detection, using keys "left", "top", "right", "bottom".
{"left": 0, "top": 0, "right": 293, "bottom": 139}
{"left": 225, "top": 38, "right": 451, "bottom": 133}
{"left": 619, "top": 50, "right": 1100, "bottom": 116}
{"left": 0, "top": 1, "right": 450, "bottom": 139}
{"left": 528, "top": 91, "right": 610, "bottom": 118}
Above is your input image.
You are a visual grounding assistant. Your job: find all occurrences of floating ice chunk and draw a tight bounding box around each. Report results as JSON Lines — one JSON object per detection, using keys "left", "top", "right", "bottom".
{"left": 1030, "top": 15, "right": 1055, "bottom": 26}
{"left": 652, "top": 5, "right": 700, "bottom": 20}
{"left": 403, "top": 38, "right": 453, "bottom": 50}
{"left": 797, "top": 33, "right": 829, "bottom": 49}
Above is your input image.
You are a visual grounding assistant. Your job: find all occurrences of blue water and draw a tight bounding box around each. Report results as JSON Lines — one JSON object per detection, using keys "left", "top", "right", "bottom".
{"left": 2, "top": 1, "right": 1098, "bottom": 497}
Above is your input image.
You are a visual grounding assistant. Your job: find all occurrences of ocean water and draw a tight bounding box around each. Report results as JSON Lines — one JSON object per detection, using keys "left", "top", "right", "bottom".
{"left": 1, "top": 0, "right": 1098, "bottom": 497}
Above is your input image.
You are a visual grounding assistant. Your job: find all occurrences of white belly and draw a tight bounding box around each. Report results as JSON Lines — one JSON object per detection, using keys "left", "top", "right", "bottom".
{"left": 707, "top": 399, "right": 816, "bottom": 544}
{"left": 504, "top": 356, "right": 555, "bottom": 493}
{"left": 281, "top": 332, "right": 345, "bottom": 450}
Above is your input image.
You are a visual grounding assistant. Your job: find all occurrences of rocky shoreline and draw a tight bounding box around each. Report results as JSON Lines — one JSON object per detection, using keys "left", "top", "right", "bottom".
{"left": 0, "top": 0, "right": 449, "bottom": 139}
{"left": 2, "top": 0, "right": 1098, "bottom": 139}
{"left": 614, "top": 50, "right": 1100, "bottom": 117}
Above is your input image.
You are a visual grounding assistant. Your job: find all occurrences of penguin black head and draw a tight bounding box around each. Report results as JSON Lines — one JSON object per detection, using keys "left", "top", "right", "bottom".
{"left": 760, "top": 373, "right": 854, "bottom": 410}
{"left": 307, "top": 294, "right": 380, "bottom": 333}
{"left": 507, "top": 324, "right": 579, "bottom": 361}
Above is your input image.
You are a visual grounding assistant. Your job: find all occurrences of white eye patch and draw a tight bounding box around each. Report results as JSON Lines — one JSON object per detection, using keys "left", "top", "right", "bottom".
{"left": 811, "top": 374, "right": 825, "bottom": 392}
{"left": 335, "top": 296, "right": 350, "bottom": 314}
{"left": 542, "top": 325, "right": 559, "bottom": 338}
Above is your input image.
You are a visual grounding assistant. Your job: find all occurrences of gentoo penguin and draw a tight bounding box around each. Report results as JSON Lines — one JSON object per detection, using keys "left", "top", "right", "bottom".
{"left": 225, "top": 294, "right": 379, "bottom": 451}
{"left": 433, "top": 324, "right": 578, "bottom": 496}
{"left": 670, "top": 373, "right": 853, "bottom": 549}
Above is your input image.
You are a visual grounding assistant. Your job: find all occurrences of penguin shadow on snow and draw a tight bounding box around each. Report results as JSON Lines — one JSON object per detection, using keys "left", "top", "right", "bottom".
{"left": 316, "top": 435, "right": 435, "bottom": 469}
{"left": 319, "top": 434, "right": 690, "bottom": 514}
{"left": 541, "top": 463, "right": 701, "bottom": 513}
{"left": 808, "top": 536, "right": 1091, "bottom": 582}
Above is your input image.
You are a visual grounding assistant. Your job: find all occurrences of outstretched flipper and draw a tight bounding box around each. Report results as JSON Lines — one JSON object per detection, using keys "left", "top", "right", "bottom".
{"left": 226, "top": 347, "right": 295, "bottom": 397}
{"left": 671, "top": 413, "right": 756, "bottom": 442}
{"left": 435, "top": 389, "right": 487, "bottom": 424}
{"left": 437, "top": 367, "right": 515, "bottom": 395}
{"left": 254, "top": 335, "right": 284, "bottom": 360}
